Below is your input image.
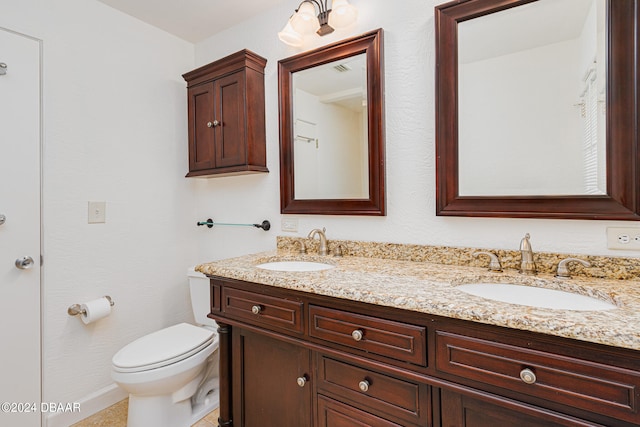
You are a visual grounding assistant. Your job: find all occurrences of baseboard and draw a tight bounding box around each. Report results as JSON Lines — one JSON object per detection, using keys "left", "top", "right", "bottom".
{"left": 45, "top": 383, "right": 127, "bottom": 427}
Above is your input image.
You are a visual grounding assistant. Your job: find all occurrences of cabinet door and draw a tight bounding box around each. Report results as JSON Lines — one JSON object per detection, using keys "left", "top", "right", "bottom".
{"left": 187, "top": 82, "right": 215, "bottom": 171}
{"left": 439, "top": 388, "right": 601, "bottom": 427}
{"left": 232, "top": 328, "right": 312, "bottom": 427}
{"left": 214, "top": 71, "right": 246, "bottom": 168}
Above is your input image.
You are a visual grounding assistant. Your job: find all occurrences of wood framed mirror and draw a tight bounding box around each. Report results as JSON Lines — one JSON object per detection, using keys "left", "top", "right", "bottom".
{"left": 278, "top": 29, "right": 385, "bottom": 215}
{"left": 435, "top": 0, "right": 639, "bottom": 219}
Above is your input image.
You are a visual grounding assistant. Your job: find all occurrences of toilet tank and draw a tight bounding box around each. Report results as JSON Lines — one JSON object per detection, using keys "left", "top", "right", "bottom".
{"left": 188, "top": 268, "right": 218, "bottom": 328}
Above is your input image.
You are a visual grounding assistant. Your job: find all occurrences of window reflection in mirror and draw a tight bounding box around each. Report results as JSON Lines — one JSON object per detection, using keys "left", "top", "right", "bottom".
{"left": 457, "top": 0, "right": 606, "bottom": 196}
{"left": 292, "top": 53, "right": 369, "bottom": 199}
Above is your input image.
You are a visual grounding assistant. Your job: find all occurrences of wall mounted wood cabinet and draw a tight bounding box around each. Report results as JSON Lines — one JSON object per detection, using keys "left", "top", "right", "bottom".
{"left": 209, "top": 277, "right": 640, "bottom": 427}
{"left": 183, "top": 50, "right": 268, "bottom": 177}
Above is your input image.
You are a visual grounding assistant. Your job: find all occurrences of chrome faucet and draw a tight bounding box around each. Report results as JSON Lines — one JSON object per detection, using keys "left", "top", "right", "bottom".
{"left": 307, "top": 228, "right": 329, "bottom": 256}
{"left": 519, "top": 233, "right": 537, "bottom": 275}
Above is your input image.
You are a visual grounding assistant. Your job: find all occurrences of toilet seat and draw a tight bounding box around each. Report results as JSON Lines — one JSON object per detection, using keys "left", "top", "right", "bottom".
{"left": 112, "top": 323, "right": 215, "bottom": 373}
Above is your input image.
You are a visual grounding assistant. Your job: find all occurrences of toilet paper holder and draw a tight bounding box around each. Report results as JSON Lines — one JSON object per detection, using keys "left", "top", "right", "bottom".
{"left": 67, "top": 296, "right": 115, "bottom": 316}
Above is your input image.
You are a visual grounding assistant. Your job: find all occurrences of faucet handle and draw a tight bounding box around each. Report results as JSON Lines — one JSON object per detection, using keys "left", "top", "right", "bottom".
{"left": 295, "top": 239, "right": 307, "bottom": 254}
{"left": 555, "top": 257, "right": 591, "bottom": 278}
{"left": 473, "top": 251, "right": 502, "bottom": 272}
{"left": 333, "top": 244, "right": 346, "bottom": 257}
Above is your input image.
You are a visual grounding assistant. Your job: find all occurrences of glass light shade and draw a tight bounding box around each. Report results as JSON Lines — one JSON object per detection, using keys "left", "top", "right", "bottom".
{"left": 290, "top": 2, "right": 320, "bottom": 35}
{"left": 328, "top": 0, "right": 358, "bottom": 29}
{"left": 278, "top": 20, "right": 303, "bottom": 47}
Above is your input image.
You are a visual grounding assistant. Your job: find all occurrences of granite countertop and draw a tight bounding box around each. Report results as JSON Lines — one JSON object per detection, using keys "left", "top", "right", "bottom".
{"left": 196, "top": 250, "right": 640, "bottom": 351}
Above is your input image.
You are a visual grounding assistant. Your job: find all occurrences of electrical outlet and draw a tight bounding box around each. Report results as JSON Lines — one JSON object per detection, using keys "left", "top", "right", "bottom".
{"left": 88, "top": 201, "right": 106, "bottom": 224}
{"left": 606, "top": 227, "right": 640, "bottom": 250}
{"left": 281, "top": 217, "right": 298, "bottom": 232}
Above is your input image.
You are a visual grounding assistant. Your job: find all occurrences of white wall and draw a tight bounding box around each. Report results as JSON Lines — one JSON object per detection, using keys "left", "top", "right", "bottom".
{"left": 1, "top": 0, "right": 197, "bottom": 419}
{"left": 193, "top": 0, "right": 640, "bottom": 259}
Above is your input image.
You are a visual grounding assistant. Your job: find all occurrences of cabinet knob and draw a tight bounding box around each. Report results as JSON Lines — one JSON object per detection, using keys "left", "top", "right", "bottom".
{"left": 251, "top": 305, "right": 262, "bottom": 315}
{"left": 358, "top": 380, "right": 370, "bottom": 392}
{"left": 520, "top": 368, "right": 537, "bottom": 385}
{"left": 351, "top": 329, "right": 364, "bottom": 341}
{"left": 296, "top": 376, "right": 307, "bottom": 387}
{"left": 207, "top": 120, "right": 220, "bottom": 128}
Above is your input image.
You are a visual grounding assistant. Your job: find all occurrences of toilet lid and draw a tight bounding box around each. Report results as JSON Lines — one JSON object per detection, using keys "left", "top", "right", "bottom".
{"left": 112, "top": 323, "right": 215, "bottom": 372}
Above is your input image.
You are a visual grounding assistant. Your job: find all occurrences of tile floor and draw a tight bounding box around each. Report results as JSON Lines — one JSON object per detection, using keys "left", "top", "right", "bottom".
{"left": 70, "top": 399, "right": 220, "bottom": 427}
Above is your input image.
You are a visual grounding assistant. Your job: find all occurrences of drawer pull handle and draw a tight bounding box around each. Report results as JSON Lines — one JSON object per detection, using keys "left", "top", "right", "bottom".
{"left": 351, "top": 329, "right": 364, "bottom": 341}
{"left": 251, "top": 305, "right": 262, "bottom": 315}
{"left": 358, "top": 380, "right": 370, "bottom": 392}
{"left": 296, "top": 376, "right": 307, "bottom": 387}
{"left": 520, "top": 368, "right": 537, "bottom": 384}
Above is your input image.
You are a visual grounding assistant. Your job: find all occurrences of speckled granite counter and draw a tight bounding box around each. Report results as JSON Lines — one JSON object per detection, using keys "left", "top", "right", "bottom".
{"left": 196, "top": 246, "right": 640, "bottom": 352}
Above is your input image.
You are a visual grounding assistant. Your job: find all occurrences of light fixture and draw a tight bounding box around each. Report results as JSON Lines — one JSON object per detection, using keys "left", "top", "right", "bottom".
{"left": 278, "top": 21, "right": 304, "bottom": 47}
{"left": 278, "top": 0, "right": 358, "bottom": 46}
{"left": 328, "top": 0, "right": 358, "bottom": 29}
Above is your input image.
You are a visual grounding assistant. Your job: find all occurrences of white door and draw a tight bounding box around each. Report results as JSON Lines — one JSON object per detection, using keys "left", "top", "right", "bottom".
{"left": 0, "top": 27, "right": 42, "bottom": 427}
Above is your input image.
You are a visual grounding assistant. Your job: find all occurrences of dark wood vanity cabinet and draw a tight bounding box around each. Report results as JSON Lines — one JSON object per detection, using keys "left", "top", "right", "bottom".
{"left": 231, "top": 328, "right": 312, "bottom": 427}
{"left": 183, "top": 50, "right": 268, "bottom": 177}
{"left": 317, "top": 395, "right": 407, "bottom": 427}
{"left": 439, "top": 389, "right": 592, "bottom": 427}
{"left": 209, "top": 277, "right": 640, "bottom": 427}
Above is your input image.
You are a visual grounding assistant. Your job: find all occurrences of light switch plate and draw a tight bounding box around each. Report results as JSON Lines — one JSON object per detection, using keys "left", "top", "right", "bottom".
{"left": 606, "top": 227, "right": 640, "bottom": 250}
{"left": 281, "top": 217, "right": 298, "bottom": 232}
{"left": 88, "top": 201, "right": 106, "bottom": 224}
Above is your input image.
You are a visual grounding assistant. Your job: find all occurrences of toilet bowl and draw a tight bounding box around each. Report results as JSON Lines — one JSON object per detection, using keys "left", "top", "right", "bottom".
{"left": 111, "top": 269, "right": 219, "bottom": 427}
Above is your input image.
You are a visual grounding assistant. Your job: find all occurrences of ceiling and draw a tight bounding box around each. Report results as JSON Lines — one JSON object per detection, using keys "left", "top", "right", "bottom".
{"left": 97, "top": 0, "right": 288, "bottom": 43}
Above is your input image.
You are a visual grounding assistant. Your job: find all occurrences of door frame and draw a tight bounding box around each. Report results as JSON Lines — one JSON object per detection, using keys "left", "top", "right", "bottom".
{"left": 1, "top": 25, "right": 44, "bottom": 426}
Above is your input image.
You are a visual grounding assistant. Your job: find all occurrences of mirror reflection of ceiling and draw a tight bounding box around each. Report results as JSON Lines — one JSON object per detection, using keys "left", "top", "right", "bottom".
{"left": 459, "top": 0, "right": 598, "bottom": 63}
{"left": 294, "top": 55, "right": 367, "bottom": 112}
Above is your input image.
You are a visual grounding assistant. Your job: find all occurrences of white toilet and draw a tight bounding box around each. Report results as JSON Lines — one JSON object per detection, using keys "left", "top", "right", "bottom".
{"left": 111, "top": 269, "right": 220, "bottom": 427}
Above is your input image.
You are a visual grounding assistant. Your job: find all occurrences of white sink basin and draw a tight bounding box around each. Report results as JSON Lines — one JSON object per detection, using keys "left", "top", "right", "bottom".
{"left": 256, "top": 261, "right": 335, "bottom": 272}
{"left": 457, "top": 283, "right": 616, "bottom": 311}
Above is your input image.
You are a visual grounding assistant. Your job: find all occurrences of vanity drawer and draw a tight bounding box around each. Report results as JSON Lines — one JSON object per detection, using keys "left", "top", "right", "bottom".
{"left": 309, "top": 305, "right": 426, "bottom": 365}
{"left": 435, "top": 331, "right": 640, "bottom": 424}
{"left": 317, "top": 355, "right": 428, "bottom": 426}
{"left": 317, "top": 395, "right": 408, "bottom": 427}
{"left": 222, "top": 287, "right": 303, "bottom": 333}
